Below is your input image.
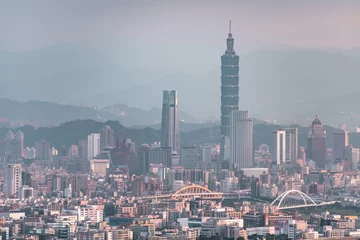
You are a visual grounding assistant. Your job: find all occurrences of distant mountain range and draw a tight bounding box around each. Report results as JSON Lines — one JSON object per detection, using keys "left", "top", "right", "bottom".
{"left": 0, "top": 99, "right": 197, "bottom": 127}
{"left": 3, "top": 118, "right": 360, "bottom": 152}
{"left": 2, "top": 45, "right": 360, "bottom": 127}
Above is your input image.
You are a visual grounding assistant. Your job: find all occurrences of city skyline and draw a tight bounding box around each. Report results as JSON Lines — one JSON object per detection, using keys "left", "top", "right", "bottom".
{"left": 2, "top": 2, "right": 360, "bottom": 125}
{"left": 1, "top": 3, "right": 360, "bottom": 239}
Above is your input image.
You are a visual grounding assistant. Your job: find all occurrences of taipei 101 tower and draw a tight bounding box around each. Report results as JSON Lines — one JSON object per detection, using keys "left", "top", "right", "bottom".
{"left": 220, "top": 21, "right": 239, "bottom": 168}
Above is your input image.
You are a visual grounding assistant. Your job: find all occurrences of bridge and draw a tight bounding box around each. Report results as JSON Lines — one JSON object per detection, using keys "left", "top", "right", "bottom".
{"left": 140, "top": 185, "right": 250, "bottom": 200}
{"left": 271, "top": 190, "right": 338, "bottom": 210}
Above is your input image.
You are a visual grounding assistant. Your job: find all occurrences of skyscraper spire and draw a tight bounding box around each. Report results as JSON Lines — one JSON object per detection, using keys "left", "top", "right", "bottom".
{"left": 220, "top": 22, "right": 239, "bottom": 168}
{"left": 226, "top": 21, "right": 234, "bottom": 52}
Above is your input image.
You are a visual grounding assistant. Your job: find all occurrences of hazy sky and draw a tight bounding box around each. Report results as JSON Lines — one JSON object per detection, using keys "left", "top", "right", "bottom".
{"left": 1, "top": 0, "right": 360, "bottom": 52}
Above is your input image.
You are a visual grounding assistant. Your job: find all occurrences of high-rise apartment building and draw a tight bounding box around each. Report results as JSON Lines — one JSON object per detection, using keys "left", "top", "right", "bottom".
{"left": 306, "top": 116, "right": 326, "bottom": 168}
{"left": 220, "top": 22, "right": 239, "bottom": 167}
{"left": 274, "top": 130, "right": 286, "bottom": 165}
{"left": 345, "top": 146, "right": 360, "bottom": 170}
{"left": 180, "top": 146, "right": 199, "bottom": 169}
{"left": 136, "top": 145, "right": 172, "bottom": 174}
{"left": 161, "top": 90, "right": 180, "bottom": 153}
{"left": 332, "top": 130, "right": 349, "bottom": 162}
{"left": 78, "top": 140, "right": 88, "bottom": 160}
{"left": 87, "top": 133, "right": 100, "bottom": 161}
{"left": 100, "top": 125, "right": 114, "bottom": 150}
{"left": 230, "top": 110, "right": 253, "bottom": 170}
{"left": 35, "top": 140, "right": 51, "bottom": 160}
{"left": 6, "top": 164, "right": 22, "bottom": 196}
{"left": 15, "top": 131, "right": 24, "bottom": 158}
{"left": 0, "top": 131, "right": 24, "bottom": 159}
{"left": 273, "top": 128, "right": 298, "bottom": 165}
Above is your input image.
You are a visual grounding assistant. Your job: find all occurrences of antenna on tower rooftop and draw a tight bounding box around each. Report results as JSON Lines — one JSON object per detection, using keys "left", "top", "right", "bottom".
{"left": 229, "top": 20, "right": 232, "bottom": 34}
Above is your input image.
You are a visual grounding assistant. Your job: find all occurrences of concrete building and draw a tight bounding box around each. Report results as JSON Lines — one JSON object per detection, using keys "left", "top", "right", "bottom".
{"left": 136, "top": 146, "right": 172, "bottom": 174}
{"left": 78, "top": 140, "right": 88, "bottom": 160}
{"left": 68, "top": 145, "right": 79, "bottom": 158}
{"left": 180, "top": 147, "right": 198, "bottom": 169}
{"left": 105, "top": 229, "right": 133, "bottom": 240}
{"left": 333, "top": 130, "right": 349, "bottom": 163}
{"left": 35, "top": 140, "right": 51, "bottom": 160}
{"left": 90, "top": 159, "right": 110, "bottom": 177}
{"left": 6, "top": 164, "right": 22, "bottom": 196}
{"left": 273, "top": 128, "right": 298, "bottom": 165}
{"left": 77, "top": 205, "right": 104, "bottom": 222}
{"left": 18, "top": 185, "right": 34, "bottom": 200}
{"left": 306, "top": 116, "right": 326, "bottom": 168}
{"left": 88, "top": 133, "right": 100, "bottom": 161}
{"left": 345, "top": 146, "right": 360, "bottom": 170}
{"left": 100, "top": 125, "right": 114, "bottom": 150}
{"left": 129, "top": 223, "right": 155, "bottom": 239}
{"left": 230, "top": 110, "right": 253, "bottom": 170}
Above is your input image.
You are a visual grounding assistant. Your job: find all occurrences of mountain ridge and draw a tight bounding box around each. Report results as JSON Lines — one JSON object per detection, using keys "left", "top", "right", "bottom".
{"left": 0, "top": 98, "right": 197, "bottom": 127}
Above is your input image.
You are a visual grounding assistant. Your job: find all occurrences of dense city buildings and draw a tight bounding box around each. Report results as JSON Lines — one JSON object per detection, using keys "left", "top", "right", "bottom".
{"left": 2, "top": 21, "right": 360, "bottom": 240}
{"left": 220, "top": 22, "right": 240, "bottom": 168}
{"left": 161, "top": 90, "right": 180, "bottom": 154}
{"left": 230, "top": 110, "right": 253, "bottom": 170}
{"left": 307, "top": 116, "right": 327, "bottom": 168}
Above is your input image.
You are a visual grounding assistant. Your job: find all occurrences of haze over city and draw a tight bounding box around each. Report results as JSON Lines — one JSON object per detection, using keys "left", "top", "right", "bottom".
{"left": 1, "top": 2, "right": 360, "bottom": 240}
{"left": 2, "top": 1, "right": 360, "bottom": 126}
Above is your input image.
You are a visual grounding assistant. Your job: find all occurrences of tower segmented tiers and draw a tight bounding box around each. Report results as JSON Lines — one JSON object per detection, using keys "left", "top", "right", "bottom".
{"left": 220, "top": 21, "right": 239, "bottom": 168}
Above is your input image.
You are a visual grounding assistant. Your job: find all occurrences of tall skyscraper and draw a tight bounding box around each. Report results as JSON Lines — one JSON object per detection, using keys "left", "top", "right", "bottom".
{"left": 161, "top": 90, "right": 180, "bottom": 153}
{"left": 180, "top": 146, "right": 199, "bottom": 169}
{"left": 306, "top": 116, "right": 326, "bottom": 168}
{"left": 35, "top": 140, "right": 50, "bottom": 160}
{"left": 273, "top": 128, "right": 298, "bottom": 165}
{"left": 15, "top": 131, "right": 24, "bottom": 158}
{"left": 78, "top": 140, "right": 88, "bottom": 160}
{"left": 6, "top": 164, "right": 22, "bottom": 196}
{"left": 332, "top": 130, "right": 349, "bottom": 162}
{"left": 274, "top": 130, "right": 286, "bottom": 165}
{"left": 87, "top": 133, "right": 100, "bottom": 161}
{"left": 100, "top": 125, "right": 114, "bottom": 150}
{"left": 230, "top": 110, "right": 253, "bottom": 170}
{"left": 220, "top": 21, "right": 239, "bottom": 167}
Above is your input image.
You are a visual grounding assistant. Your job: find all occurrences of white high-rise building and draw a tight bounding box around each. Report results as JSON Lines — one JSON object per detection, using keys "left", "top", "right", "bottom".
{"left": 87, "top": 134, "right": 100, "bottom": 161}
{"left": 274, "top": 130, "right": 286, "bottom": 165}
{"left": 6, "top": 164, "right": 22, "bottom": 196}
{"left": 273, "top": 128, "right": 298, "bottom": 165}
{"left": 230, "top": 110, "right": 253, "bottom": 170}
{"left": 161, "top": 90, "right": 180, "bottom": 154}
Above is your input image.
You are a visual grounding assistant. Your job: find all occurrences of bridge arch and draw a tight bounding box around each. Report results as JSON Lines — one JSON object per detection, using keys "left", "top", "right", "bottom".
{"left": 170, "top": 185, "right": 222, "bottom": 200}
{"left": 271, "top": 190, "right": 316, "bottom": 209}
